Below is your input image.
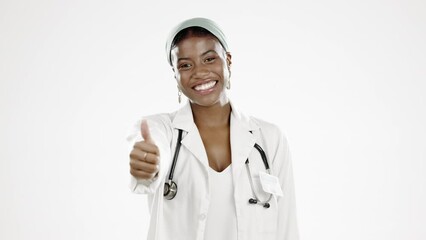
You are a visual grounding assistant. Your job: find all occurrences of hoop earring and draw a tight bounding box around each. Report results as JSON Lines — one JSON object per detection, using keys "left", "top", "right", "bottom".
{"left": 178, "top": 88, "right": 182, "bottom": 103}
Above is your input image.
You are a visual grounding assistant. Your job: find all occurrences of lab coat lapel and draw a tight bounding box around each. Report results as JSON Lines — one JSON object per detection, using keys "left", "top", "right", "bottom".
{"left": 172, "top": 103, "right": 209, "bottom": 167}
{"left": 171, "top": 102, "right": 259, "bottom": 173}
{"left": 230, "top": 104, "right": 258, "bottom": 187}
{"left": 181, "top": 126, "right": 209, "bottom": 167}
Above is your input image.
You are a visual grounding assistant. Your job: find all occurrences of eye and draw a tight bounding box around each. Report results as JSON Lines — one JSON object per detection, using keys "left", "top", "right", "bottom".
{"left": 178, "top": 63, "right": 192, "bottom": 70}
{"left": 204, "top": 57, "right": 215, "bottom": 63}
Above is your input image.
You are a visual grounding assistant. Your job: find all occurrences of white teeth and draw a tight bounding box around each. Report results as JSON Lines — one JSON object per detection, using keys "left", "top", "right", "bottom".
{"left": 194, "top": 81, "right": 216, "bottom": 91}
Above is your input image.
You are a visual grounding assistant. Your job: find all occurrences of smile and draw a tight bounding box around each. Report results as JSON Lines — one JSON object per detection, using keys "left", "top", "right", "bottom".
{"left": 193, "top": 80, "right": 217, "bottom": 91}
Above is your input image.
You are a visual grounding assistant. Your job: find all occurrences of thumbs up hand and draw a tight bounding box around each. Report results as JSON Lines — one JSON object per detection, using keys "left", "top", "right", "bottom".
{"left": 129, "top": 119, "right": 160, "bottom": 180}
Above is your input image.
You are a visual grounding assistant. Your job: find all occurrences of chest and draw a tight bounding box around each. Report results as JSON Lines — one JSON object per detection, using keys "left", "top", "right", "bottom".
{"left": 198, "top": 126, "right": 231, "bottom": 172}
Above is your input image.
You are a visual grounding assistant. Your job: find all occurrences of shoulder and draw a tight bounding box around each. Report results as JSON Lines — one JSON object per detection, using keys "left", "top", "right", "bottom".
{"left": 250, "top": 115, "right": 287, "bottom": 139}
{"left": 231, "top": 102, "right": 286, "bottom": 140}
{"left": 246, "top": 114, "right": 291, "bottom": 155}
{"left": 142, "top": 110, "right": 181, "bottom": 136}
{"left": 247, "top": 116, "right": 292, "bottom": 170}
{"left": 127, "top": 110, "right": 178, "bottom": 143}
{"left": 143, "top": 112, "right": 174, "bottom": 127}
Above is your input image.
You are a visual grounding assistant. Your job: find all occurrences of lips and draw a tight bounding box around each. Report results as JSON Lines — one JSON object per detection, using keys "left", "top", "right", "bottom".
{"left": 193, "top": 80, "right": 217, "bottom": 91}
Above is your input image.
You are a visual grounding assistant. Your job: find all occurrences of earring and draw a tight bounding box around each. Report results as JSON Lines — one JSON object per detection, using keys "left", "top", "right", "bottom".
{"left": 226, "top": 79, "right": 231, "bottom": 90}
{"left": 178, "top": 88, "right": 182, "bottom": 103}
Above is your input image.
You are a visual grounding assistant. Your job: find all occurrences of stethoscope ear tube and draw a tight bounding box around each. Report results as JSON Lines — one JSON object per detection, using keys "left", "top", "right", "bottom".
{"left": 248, "top": 198, "right": 271, "bottom": 208}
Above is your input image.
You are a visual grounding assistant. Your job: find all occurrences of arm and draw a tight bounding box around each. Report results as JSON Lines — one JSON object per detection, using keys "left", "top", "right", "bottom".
{"left": 271, "top": 128, "right": 300, "bottom": 240}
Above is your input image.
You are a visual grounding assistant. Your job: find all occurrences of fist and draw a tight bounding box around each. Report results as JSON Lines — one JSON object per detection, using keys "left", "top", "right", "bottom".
{"left": 129, "top": 119, "right": 160, "bottom": 180}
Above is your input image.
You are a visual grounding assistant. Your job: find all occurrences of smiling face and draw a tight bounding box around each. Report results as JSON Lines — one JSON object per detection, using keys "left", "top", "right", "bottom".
{"left": 171, "top": 35, "right": 231, "bottom": 107}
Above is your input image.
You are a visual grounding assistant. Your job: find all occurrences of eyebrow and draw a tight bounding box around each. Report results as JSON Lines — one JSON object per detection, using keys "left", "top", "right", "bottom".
{"left": 201, "top": 50, "right": 217, "bottom": 56}
{"left": 177, "top": 50, "right": 217, "bottom": 62}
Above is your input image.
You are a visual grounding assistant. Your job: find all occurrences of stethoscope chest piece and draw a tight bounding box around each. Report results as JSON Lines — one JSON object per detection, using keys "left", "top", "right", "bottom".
{"left": 164, "top": 180, "right": 178, "bottom": 200}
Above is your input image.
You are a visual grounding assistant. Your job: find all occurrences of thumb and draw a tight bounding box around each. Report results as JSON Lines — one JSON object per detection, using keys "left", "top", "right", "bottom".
{"left": 141, "top": 119, "right": 154, "bottom": 143}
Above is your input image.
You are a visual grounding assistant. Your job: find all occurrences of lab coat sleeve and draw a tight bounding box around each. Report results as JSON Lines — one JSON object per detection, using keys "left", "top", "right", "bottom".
{"left": 126, "top": 116, "right": 172, "bottom": 194}
{"left": 271, "top": 128, "right": 300, "bottom": 240}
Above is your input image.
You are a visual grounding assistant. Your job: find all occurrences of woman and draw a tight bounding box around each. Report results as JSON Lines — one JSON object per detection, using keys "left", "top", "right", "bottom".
{"left": 128, "top": 17, "right": 299, "bottom": 240}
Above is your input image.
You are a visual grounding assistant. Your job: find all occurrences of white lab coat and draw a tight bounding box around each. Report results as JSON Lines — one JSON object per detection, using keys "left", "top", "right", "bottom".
{"left": 128, "top": 102, "right": 299, "bottom": 240}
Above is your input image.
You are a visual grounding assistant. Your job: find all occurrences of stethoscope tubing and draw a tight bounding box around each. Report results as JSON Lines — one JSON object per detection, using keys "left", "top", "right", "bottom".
{"left": 253, "top": 143, "right": 270, "bottom": 170}
{"left": 168, "top": 129, "right": 183, "bottom": 181}
{"left": 164, "top": 128, "right": 273, "bottom": 208}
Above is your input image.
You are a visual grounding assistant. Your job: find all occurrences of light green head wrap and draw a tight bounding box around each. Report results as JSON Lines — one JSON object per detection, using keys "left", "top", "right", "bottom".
{"left": 165, "top": 17, "right": 229, "bottom": 66}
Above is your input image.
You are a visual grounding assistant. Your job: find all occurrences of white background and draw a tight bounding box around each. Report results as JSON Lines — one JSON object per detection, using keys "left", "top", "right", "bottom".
{"left": 1, "top": 0, "right": 425, "bottom": 239}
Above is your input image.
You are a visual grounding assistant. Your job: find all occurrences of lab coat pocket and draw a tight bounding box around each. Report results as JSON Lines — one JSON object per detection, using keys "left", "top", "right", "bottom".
{"left": 252, "top": 176, "right": 278, "bottom": 234}
{"left": 255, "top": 207, "right": 278, "bottom": 237}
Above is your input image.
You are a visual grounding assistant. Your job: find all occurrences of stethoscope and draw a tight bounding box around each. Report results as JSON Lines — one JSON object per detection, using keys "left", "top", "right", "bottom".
{"left": 163, "top": 129, "right": 273, "bottom": 208}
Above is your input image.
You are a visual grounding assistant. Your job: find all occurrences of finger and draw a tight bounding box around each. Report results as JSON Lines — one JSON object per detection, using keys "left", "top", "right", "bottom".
{"left": 130, "top": 148, "right": 160, "bottom": 165}
{"left": 130, "top": 158, "right": 159, "bottom": 173}
{"left": 130, "top": 168, "right": 157, "bottom": 180}
{"left": 133, "top": 141, "right": 160, "bottom": 156}
{"left": 143, "top": 152, "right": 160, "bottom": 165}
{"left": 141, "top": 119, "right": 154, "bottom": 144}
{"left": 129, "top": 149, "right": 147, "bottom": 163}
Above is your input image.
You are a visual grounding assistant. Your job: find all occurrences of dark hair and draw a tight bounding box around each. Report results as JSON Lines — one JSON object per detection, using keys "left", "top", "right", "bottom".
{"left": 171, "top": 26, "right": 223, "bottom": 50}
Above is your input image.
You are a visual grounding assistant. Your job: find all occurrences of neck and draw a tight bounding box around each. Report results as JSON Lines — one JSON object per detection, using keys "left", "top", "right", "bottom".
{"left": 191, "top": 101, "right": 231, "bottom": 128}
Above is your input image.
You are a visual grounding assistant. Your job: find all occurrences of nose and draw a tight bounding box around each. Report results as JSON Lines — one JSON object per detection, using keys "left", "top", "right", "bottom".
{"left": 193, "top": 64, "right": 210, "bottom": 78}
